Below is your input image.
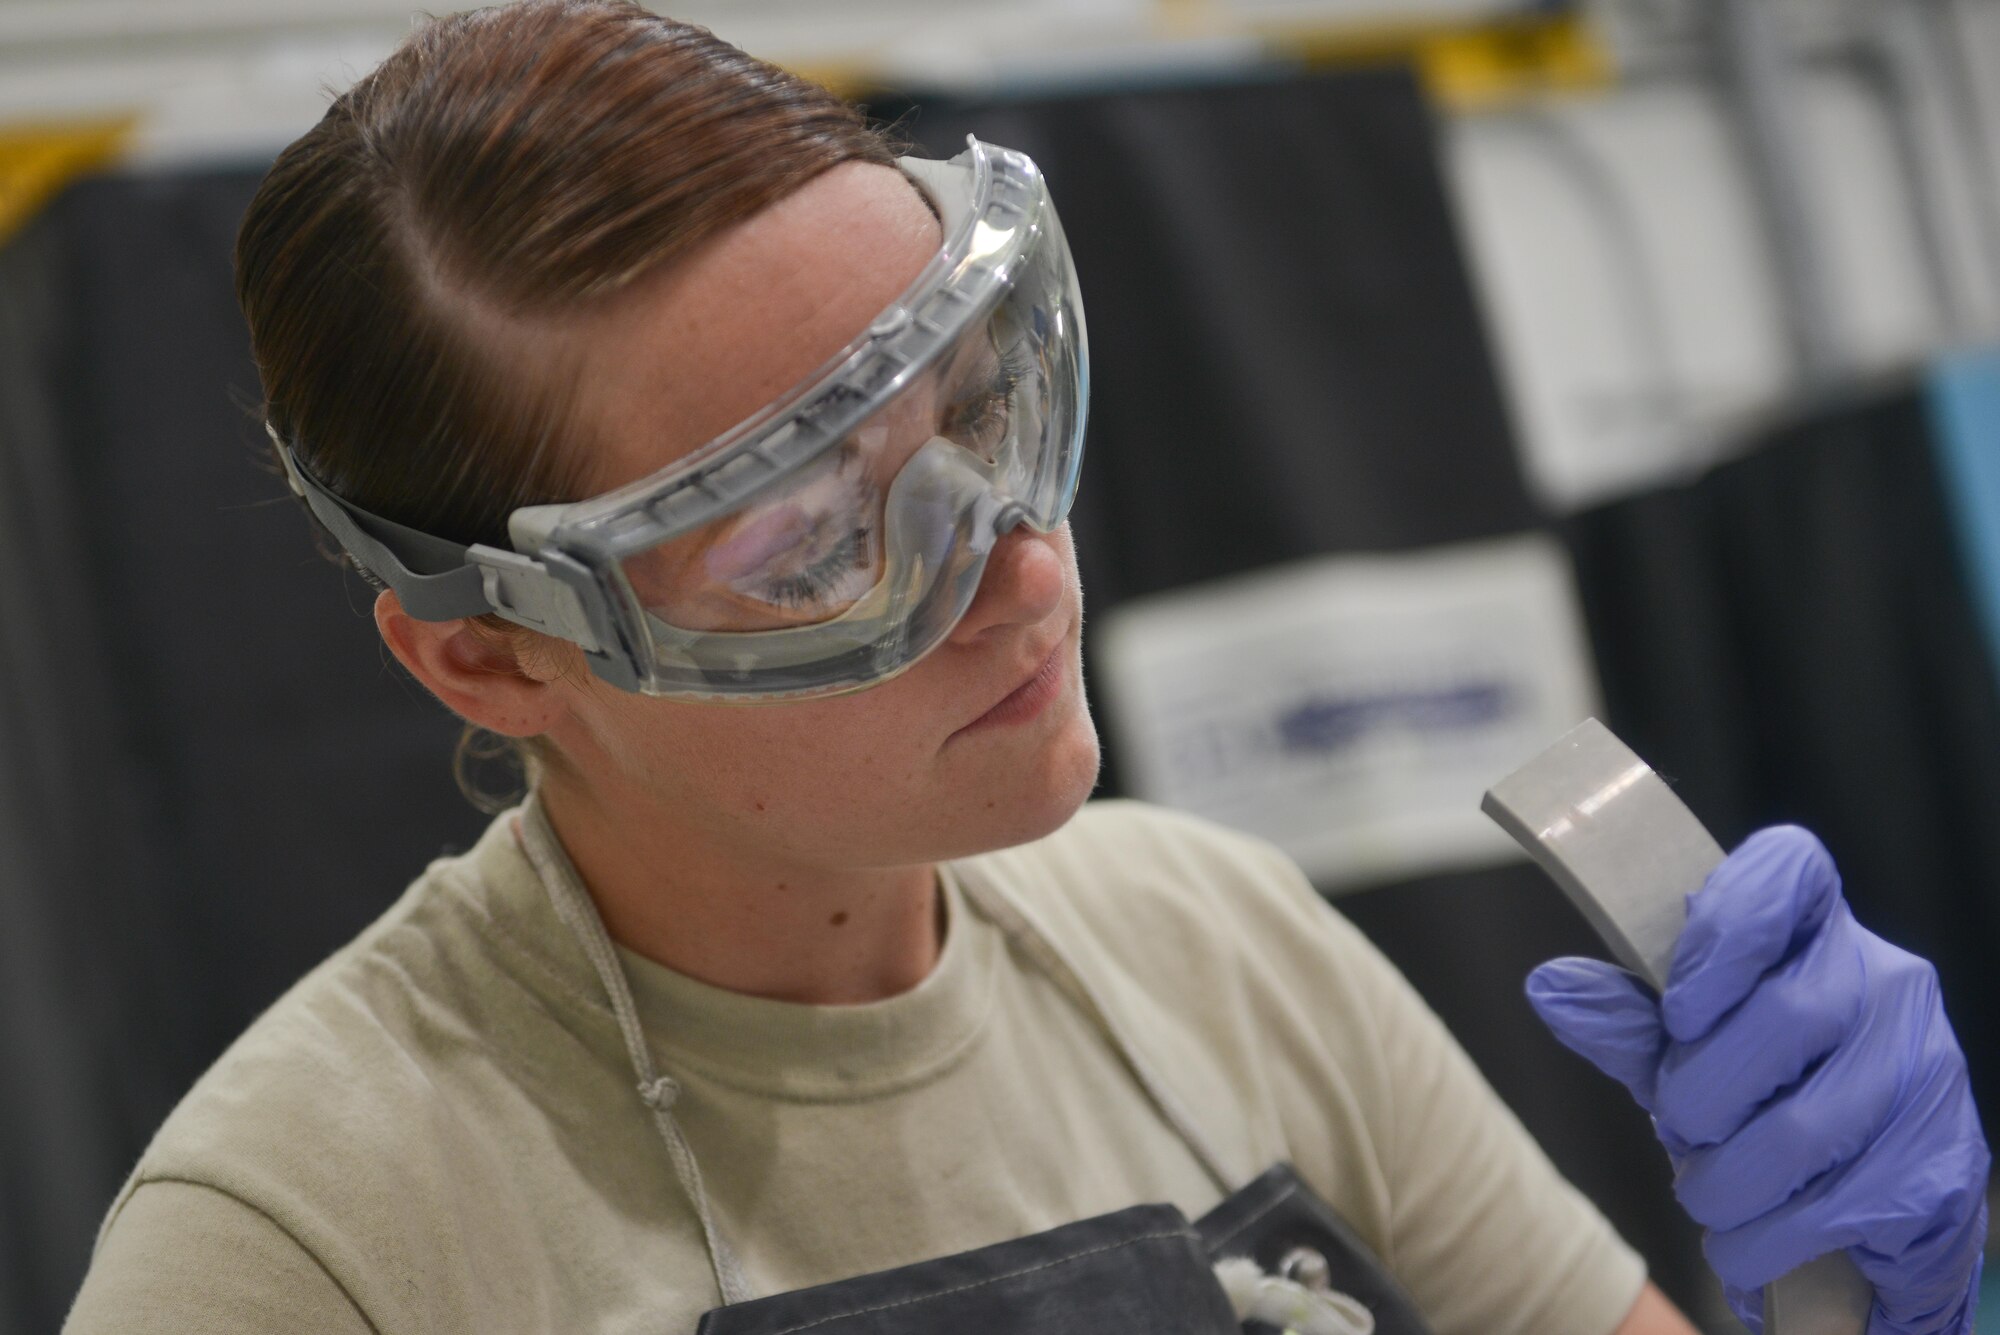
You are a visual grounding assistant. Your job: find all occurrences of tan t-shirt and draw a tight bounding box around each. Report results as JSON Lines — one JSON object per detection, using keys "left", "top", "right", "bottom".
{"left": 66, "top": 799, "right": 1645, "bottom": 1334}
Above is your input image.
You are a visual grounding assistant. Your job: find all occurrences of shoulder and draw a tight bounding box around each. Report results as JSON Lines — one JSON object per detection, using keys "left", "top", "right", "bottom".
{"left": 94, "top": 812, "right": 579, "bottom": 1317}
{"left": 961, "top": 798, "right": 1372, "bottom": 974}
{"left": 972, "top": 798, "right": 1303, "bottom": 903}
{"left": 957, "top": 801, "right": 1414, "bottom": 1237}
{"left": 122, "top": 859, "right": 472, "bottom": 1207}
{"left": 66, "top": 1180, "right": 371, "bottom": 1334}
{"left": 954, "top": 798, "right": 1398, "bottom": 1081}
{"left": 135, "top": 845, "right": 496, "bottom": 1183}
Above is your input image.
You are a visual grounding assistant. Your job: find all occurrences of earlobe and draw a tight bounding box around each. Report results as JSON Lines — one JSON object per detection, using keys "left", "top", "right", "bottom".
{"left": 374, "top": 590, "right": 569, "bottom": 738}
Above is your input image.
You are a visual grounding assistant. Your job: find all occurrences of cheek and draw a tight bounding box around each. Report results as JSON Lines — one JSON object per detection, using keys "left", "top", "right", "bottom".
{"left": 671, "top": 689, "right": 941, "bottom": 814}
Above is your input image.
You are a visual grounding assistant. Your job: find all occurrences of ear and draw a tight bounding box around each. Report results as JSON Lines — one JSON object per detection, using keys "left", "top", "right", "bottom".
{"left": 374, "top": 589, "right": 571, "bottom": 738}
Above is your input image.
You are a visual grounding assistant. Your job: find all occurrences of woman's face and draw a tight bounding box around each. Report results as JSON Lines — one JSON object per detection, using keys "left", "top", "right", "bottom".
{"left": 541, "top": 161, "right": 1101, "bottom": 870}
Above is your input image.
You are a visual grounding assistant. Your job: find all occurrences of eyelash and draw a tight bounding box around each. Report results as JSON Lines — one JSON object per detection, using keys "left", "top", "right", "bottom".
{"left": 736, "top": 348, "right": 1033, "bottom": 613}
{"left": 755, "top": 524, "right": 874, "bottom": 611}
{"left": 944, "top": 349, "right": 1033, "bottom": 447}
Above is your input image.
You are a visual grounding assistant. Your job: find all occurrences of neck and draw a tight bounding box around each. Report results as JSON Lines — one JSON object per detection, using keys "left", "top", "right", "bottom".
{"left": 535, "top": 777, "right": 943, "bottom": 1006}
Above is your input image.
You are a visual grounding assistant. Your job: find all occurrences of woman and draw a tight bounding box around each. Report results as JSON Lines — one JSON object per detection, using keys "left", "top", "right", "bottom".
{"left": 66, "top": 3, "right": 1985, "bottom": 1332}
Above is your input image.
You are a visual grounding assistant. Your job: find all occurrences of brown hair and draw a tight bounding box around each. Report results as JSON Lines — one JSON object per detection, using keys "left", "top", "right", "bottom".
{"left": 234, "top": 0, "right": 899, "bottom": 808}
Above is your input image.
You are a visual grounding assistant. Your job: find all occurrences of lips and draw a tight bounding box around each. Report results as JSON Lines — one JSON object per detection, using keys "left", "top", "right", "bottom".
{"left": 1000, "top": 640, "right": 1063, "bottom": 705}
{"left": 956, "top": 637, "right": 1067, "bottom": 736}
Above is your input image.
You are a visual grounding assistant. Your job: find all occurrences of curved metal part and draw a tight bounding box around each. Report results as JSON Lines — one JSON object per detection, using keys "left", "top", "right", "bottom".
{"left": 1483, "top": 717, "right": 1874, "bottom": 1335}
{"left": 1765, "top": 1251, "right": 1876, "bottom": 1335}
{"left": 1480, "top": 717, "right": 1716, "bottom": 991}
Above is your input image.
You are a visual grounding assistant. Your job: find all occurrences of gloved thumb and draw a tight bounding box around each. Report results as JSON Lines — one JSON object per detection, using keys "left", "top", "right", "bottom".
{"left": 1526, "top": 957, "right": 1667, "bottom": 1108}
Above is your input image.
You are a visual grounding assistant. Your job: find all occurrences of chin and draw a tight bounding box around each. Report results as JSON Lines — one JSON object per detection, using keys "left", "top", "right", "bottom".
{"left": 947, "top": 703, "right": 1102, "bottom": 859}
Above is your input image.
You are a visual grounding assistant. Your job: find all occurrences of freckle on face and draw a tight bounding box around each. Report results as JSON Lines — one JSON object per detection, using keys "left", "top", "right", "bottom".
{"left": 829, "top": 911, "right": 849, "bottom": 928}
{"left": 549, "top": 166, "right": 1096, "bottom": 870}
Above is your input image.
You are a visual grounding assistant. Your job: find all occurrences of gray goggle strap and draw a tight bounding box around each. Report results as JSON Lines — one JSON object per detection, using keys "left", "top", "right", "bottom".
{"left": 266, "top": 425, "right": 626, "bottom": 679}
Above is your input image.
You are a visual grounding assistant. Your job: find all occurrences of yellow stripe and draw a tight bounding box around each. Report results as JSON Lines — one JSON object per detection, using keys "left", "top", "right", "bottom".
{"left": 801, "top": 10, "right": 1611, "bottom": 110}
{"left": 786, "top": 61, "right": 878, "bottom": 101}
{"left": 0, "top": 118, "right": 134, "bottom": 251}
{"left": 1414, "top": 15, "right": 1613, "bottom": 110}
{"left": 1191, "top": 8, "right": 1614, "bottom": 110}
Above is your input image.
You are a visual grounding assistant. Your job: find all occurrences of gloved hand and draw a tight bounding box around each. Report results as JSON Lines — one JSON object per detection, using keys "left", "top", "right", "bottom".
{"left": 1524, "top": 826, "right": 1990, "bottom": 1335}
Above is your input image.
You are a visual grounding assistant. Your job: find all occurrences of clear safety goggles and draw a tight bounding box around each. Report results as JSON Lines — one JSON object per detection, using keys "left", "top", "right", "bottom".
{"left": 275, "top": 137, "right": 1087, "bottom": 700}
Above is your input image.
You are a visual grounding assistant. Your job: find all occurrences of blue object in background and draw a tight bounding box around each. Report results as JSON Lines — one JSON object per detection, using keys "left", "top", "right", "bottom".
{"left": 1925, "top": 349, "right": 2000, "bottom": 685}
{"left": 1921, "top": 349, "right": 2000, "bottom": 1333}
{"left": 1274, "top": 681, "right": 1513, "bottom": 756}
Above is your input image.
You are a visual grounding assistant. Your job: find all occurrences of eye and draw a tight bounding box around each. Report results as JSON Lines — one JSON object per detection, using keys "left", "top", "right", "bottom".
{"left": 941, "top": 349, "right": 1031, "bottom": 456}
{"left": 697, "top": 443, "right": 882, "bottom": 614}
{"left": 753, "top": 526, "right": 876, "bottom": 613}
{"left": 722, "top": 464, "right": 881, "bottom": 621}
{"left": 943, "top": 389, "right": 1008, "bottom": 450}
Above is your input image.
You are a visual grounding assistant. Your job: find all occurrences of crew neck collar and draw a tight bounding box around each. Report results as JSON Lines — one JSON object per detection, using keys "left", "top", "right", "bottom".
{"left": 505, "top": 794, "right": 1000, "bottom": 1103}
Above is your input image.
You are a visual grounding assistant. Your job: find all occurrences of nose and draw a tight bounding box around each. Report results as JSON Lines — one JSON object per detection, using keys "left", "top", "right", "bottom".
{"left": 946, "top": 523, "right": 1066, "bottom": 644}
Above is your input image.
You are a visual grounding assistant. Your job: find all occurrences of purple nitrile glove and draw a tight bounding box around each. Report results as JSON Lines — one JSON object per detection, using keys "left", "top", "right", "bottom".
{"left": 1525, "top": 826, "right": 1990, "bottom": 1335}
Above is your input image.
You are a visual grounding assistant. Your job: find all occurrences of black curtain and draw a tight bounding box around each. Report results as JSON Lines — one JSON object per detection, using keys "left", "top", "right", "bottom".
{"left": 0, "top": 171, "right": 490, "bottom": 1334}
{"left": 0, "top": 207, "right": 173, "bottom": 1335}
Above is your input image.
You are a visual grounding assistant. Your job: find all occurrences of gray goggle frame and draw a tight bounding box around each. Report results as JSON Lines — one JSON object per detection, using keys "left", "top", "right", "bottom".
{"left": 270, "top": 138, "right": 1059, "bottom": 696}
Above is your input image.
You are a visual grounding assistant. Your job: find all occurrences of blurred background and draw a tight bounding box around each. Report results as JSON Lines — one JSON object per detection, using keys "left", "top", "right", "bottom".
{"left": 3, "top": 0, "right": 1999, "bottom": 1331}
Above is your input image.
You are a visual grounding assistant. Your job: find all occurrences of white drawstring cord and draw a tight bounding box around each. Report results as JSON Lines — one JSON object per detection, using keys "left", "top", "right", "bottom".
{"left": 518, "top": 806, "right": 755, "bottom": 1307}
{"left": 1213, "top": 1257, "right": 1377, "bottom": 1335}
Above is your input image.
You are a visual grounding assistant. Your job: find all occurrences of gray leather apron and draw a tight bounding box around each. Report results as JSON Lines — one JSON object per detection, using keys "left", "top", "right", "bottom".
{"left": 520, "top": 805, "right": 1434, "bottom": 1335}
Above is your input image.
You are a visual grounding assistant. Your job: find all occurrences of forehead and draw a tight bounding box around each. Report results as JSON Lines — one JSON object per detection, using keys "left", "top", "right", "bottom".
{"left": 571, "top": 162, "right": 942, "bottom": 494}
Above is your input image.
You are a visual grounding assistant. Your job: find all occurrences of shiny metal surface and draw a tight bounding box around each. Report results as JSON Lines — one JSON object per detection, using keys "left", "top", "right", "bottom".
{"left": 1483, "top": 717, "right": 1873, "bottom": 1335}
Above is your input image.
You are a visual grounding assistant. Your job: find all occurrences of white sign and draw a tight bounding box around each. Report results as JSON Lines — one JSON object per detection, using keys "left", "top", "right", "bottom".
{"left": 1095, "top": 532, "right": 1601, "bottom": 893}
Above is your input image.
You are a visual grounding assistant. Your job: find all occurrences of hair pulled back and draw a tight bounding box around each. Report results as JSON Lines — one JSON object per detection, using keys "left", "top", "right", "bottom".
{"left": 234, "top": 0, "right": 899, "bottom": 806}
{"left": 238, "top": 0, "right": 896, "bottom": 545}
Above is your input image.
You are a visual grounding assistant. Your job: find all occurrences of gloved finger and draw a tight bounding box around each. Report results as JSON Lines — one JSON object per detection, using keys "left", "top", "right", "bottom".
{"left": 1670, "top": 1014, "right": 1902, "bottom": 1233}
{"left": 1840, "top": 1057, "right": 1990, "bottom": 1315}
{"left": 1653, "top": 909, "right": 1865, "bottom": 1147}
{"left": 1704, "top": 1216, "right": 1843, "bottom": 1301}
{"left": 1665, "top": 826, "right": 1842, "bottom": 1044}
{"left": 1705, "top": 1121, "right": 1986, "bottom": 1316}
{"left": 1526, "top": 957, "right": 1665, "bottom": 1108}
{"left": 1862, "top": 1206, "right": 1986, "bottom": 1335}
{"left": 1699, "top": 1151, "right": 1866, "bottom": 1295}
{"left": 1703, "top": 944, "right": 1989, "bottom": 1333}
